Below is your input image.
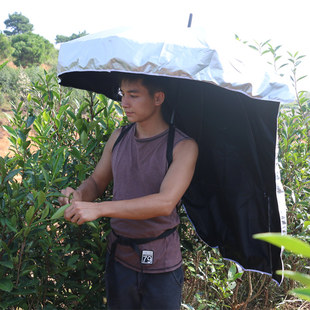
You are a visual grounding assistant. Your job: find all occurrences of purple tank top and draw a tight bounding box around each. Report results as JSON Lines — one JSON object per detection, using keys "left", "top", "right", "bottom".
{"left": 108, "top": 124, "right": 191, "bottom": 273}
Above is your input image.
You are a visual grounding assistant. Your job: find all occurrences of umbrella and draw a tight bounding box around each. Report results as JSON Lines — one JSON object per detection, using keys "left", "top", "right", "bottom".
{"left": 57, "top": 23, "right": 294, "bottom": 283}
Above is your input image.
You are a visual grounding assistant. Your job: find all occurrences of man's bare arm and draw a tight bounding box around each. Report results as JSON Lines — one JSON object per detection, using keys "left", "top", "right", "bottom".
{"left": 64, "top": 138, "right": 198, "bottom": 224}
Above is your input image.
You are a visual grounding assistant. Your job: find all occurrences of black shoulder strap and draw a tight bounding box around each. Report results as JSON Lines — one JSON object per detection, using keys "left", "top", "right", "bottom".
{"left": 112, "top": 122, "right": 175, "bottom": 168}
{"left": 112, "top": 123, "right": 135, "bottom": 151}
{"left": 166, "top": 124, "right": 175, "bottom": 168}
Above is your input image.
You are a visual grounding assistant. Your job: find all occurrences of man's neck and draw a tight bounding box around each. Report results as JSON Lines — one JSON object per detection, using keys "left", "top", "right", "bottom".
{"left": 135, "top": 117, "right": 169, "bottom": 139}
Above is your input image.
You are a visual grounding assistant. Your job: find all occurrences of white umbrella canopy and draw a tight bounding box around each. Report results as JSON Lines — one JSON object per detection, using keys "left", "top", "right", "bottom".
{"left": 57, "top": 25, "right": 294, "bottom": 103}
{"left": 57, "top": 24, "right": 294, "bottom": 284}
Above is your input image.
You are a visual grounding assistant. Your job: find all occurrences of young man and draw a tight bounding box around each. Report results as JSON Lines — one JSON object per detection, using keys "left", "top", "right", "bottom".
{"left": 58, "top": 74, "right": 198, "bottom": 309}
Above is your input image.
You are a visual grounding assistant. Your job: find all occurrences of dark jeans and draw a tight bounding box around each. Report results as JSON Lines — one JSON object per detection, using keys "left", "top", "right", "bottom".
{"left": 105, "top": 257, "right": 184, "bottom": 310}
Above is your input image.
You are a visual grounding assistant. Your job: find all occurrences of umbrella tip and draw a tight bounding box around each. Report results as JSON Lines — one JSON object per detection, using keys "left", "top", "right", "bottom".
{"left": 187, "top": 13, "right": 193, "bottom": 28}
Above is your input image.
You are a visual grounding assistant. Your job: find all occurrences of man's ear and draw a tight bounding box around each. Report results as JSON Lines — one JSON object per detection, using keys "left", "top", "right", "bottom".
{"left": 154, "top": 91, "right": 165, "bottom": 106}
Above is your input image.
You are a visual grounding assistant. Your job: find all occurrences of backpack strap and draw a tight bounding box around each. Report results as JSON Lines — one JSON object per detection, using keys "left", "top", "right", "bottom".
{"left": 166, "top": 124, "right": 175, "bottom": 168}
{"left": 112, "top": 123, "right": 135, "bottom": 152}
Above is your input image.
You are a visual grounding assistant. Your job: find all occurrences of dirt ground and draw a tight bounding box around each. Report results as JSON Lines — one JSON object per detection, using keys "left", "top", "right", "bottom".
{"left": 0, "top": 127, "right": 10, "bottom": 157}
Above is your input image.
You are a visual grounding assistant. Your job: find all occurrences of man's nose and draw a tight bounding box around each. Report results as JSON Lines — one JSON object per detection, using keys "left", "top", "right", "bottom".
{"left": 121, "top": 96, "right": 129, "bottom": 108}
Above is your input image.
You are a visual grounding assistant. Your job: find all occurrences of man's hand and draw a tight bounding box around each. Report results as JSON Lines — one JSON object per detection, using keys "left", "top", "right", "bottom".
{"left": 58, "top": 187, "right": 82, "bottom": 206}
{"left": 64, "top": 201, "right": 102, "bottom": 225}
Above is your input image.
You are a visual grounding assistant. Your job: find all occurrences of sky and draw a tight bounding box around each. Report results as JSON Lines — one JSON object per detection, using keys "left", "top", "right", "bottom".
{"left": 0, "top": 0, "right": 309, "bottom": 91}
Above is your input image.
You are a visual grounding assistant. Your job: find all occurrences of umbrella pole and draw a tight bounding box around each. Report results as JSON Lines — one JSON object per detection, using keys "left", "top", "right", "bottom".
{"left": 187, "top": 13, "right": 193, "bottom": 27}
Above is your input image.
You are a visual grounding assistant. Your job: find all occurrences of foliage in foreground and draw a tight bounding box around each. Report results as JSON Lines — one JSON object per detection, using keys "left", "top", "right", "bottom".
{"left": 254, "top": 233, "right": 310, "bottom": 301}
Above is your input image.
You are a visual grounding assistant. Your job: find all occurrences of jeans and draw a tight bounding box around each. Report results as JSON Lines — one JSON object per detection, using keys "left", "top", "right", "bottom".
{"left": 105, "top": 256, "right": 184, "bottom": 310}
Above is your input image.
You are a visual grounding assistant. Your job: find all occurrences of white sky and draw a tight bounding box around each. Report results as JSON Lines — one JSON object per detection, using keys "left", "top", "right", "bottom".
{"left": 1, "top": 0, "right": 309, "bottom": 91}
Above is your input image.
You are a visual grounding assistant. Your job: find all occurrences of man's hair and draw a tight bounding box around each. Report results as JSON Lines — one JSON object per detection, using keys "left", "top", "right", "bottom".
{"left": 120, "top": 73, "right": 166, "bottom": 97}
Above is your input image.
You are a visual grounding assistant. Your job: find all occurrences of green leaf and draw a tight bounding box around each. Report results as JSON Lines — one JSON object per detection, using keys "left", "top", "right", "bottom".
{"left": 70, "top": 147, "right": 81, "bottom": 160}
{"left": 297, "top": 75, "right": 307, "bottom": 82}
{"left": 25, "top": 205, "right": 35, "bottom": 224}
{"left": 26, "top": 115, "right": 36, "bottom": 128}
{"left": 43, "top": 124, "right": 53, "bottom": 136}
{"left": 249, "top": 45, "right": 258, "bottom": 51}
{"left": 41, "top": 205, "right": 49, "bottom": 220}
{"left": 51, "top": 203, "right": 70, "bottom": 220}
{"left": 42, "top": 110, "right": 50, "bottom": 122}
{"left": 291, "top": 287, "right": 310, "bottom": 301}
{"left": 6, "top": 218, "right": 17, "bottom": 233}
{"left": 262, "top": 39, "right": 271, "bottom": 47}
{"left": 52, "top": 147, "right": 65, "bottom": 178}
{"left": 57, "top": 104, "right": 69, "bottom": 119}
{"left": 114, "top": 102, "right": 124, "bottom": 115}
{"left": 2, "top": 125, "right": 17, "bottom": 138}
{"left": 53, "top": 177, "right": 67, "bottom": 183}
{"left": 278, "top": 270, "right": 310, "bottom": 286}
{"left": 274, "top": 45, "right": 282, "bottom": 52}
{"left": 37, "top": 191, "right": 46, "bottom": 207}
{"left": 0, "top": 60, "right": 9, "bottom": 70}
{"left": 23, "top": 226, "right": 31, "bottom": 237}
{"left": 0, "top": 260, "right": 13, "bottom": 269}
{"left": 253, "top": 233, "right": 310, "bottom": 258}
{"left": 296, "top": 54, "right": 306, "bottom": 60}
{"left": 80, "top": 131, "right": 88, "bottom": 147}
{"left": 87, "top": 221, "right": 97, "bottom": 229}
{"left": 67, "top": 109, "right": 76, "bottom": 121}
{"left": 4, "top": 169, "right": 22, "bottom": 183}
{"left": 279, "top": 63, "right": 288, "bottom": 69}
{"left": 75, "top": 118, "right": 84, "bottom": 131}
{"left": 42, "top": 168, "right": 49, "bottom": 186}
{"left": 77, "top": 101, "right": 88, "bottom": 116}
{"left": 0, "top": 278, "right": 13, "bottom": 292}
{"left": 67, "top": 254, "right": 79, "bottom": 267}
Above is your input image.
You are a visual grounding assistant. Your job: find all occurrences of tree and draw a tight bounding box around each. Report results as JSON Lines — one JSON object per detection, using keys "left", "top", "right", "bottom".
{"left": 4, "top": 12, "right": 33, "bottom": 36}
{"left": 11, "top": 33, "right": 54, "bottom": 67}
{"left": 0, "top": 33, "right": 13, "bottom": 59}
{"left": 55, "top": 31, "right": 88, "bottom": 44}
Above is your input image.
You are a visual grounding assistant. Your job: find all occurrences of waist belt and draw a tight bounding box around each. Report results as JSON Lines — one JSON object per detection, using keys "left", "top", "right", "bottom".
{"left": 108, "top": 226, "right": 177, "bottom": 272}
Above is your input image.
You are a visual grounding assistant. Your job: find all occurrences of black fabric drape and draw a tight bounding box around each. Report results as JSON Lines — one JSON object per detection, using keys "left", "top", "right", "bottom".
{"left": 59, "top": 71, "right": 283, "bottom": 282}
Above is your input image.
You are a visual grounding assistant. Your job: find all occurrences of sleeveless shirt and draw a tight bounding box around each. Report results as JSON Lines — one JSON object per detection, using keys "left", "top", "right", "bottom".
{"left": 108, "top": 123, "right": 191, "bottom": 273}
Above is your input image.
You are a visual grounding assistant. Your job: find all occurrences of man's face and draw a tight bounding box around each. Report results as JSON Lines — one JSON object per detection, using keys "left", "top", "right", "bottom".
{"left": 119, "top": 79, "right": 163, "bottom": 123}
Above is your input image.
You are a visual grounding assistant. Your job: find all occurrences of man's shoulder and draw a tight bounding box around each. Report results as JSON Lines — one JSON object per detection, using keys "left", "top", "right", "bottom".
{"left": 110, "top": 123, "right": 136, "bottom": 153}
{"left": 174, "top": 127, "right": 190, "bottom": 139}
{"left": 174, "top": 127, "right": 196, "bottom": 146}
{"left": 173, "top": 128, "right": 198, "bottom": 156}
{"left": 175, "top": 137, "right": 198, "bottom": 150}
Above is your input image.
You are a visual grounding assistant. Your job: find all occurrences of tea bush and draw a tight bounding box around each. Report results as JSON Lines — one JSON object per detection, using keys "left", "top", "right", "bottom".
{"left": 235, "top": 39, "right": 310, "bottom": 308}
{"left": 0, "top": 72, "right": 125, "bottom": 309}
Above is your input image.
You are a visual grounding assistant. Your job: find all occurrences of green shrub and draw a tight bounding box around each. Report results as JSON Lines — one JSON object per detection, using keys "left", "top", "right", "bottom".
{"left": 0, "top": 71, "right": 124, "bottom": 309}
{"left": 0, "top": 66, "right": 20, "bottom": 105}
{"left": 236, "top": 38, "right": 310, "bottom": 308}
{"left": 10, "top": 33, "right": 55, "bottom": 68}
